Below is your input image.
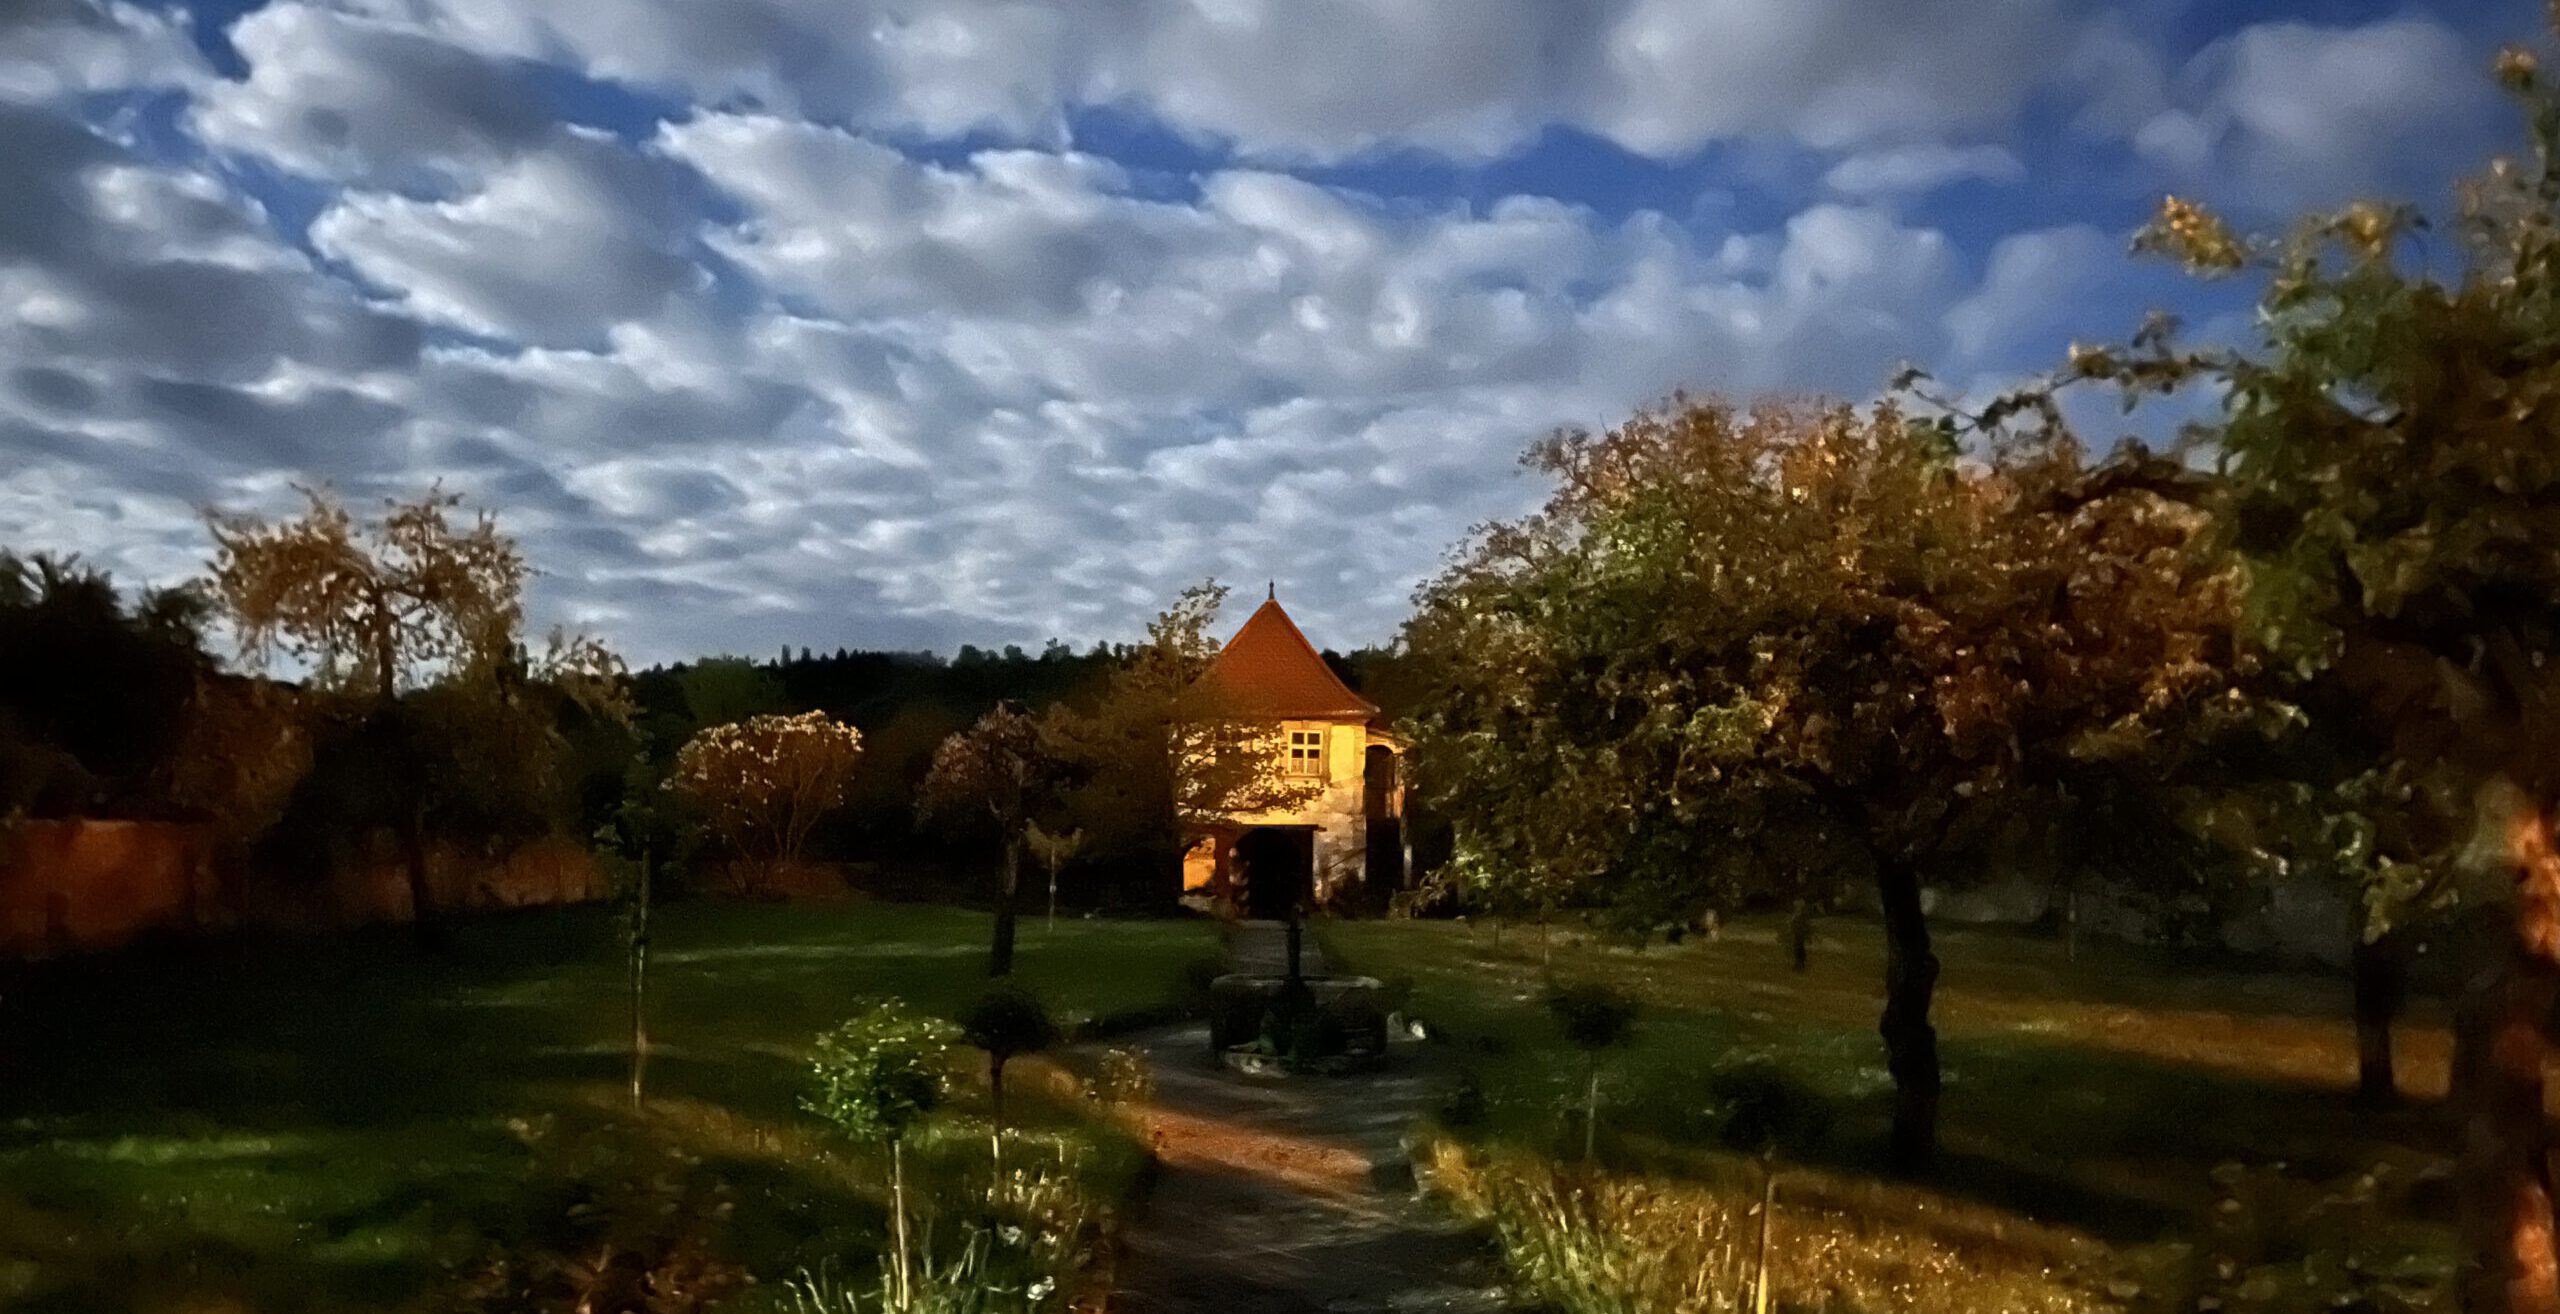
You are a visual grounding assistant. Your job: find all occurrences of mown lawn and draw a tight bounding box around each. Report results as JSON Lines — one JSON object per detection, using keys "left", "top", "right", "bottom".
{"left": 1324, "top": 915, "right": 2461, "bottom": 1313}
{"left": 0, "top": 900, "right": 1222, "bottom": 1313}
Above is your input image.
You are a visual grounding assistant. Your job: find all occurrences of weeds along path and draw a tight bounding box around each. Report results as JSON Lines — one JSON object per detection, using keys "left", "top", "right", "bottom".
{"left": 1108, "top": 923, "right": 1508, "bottom": 1314}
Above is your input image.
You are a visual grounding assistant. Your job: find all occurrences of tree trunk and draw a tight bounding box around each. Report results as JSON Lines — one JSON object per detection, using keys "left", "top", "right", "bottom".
{"left": 991, "top": 833, "right": 1021, "bottom": 977}
{"left": 990, "top": 1054, "right": 1007, "bottom": 1124}
{"left": 1876, "top": 858, "right": 1941, "bottom": 1172}
{"left": 1584, "top": 1060, "right": 1601, "bottom": 1161}
{"left": 629, "top": 847, "right": 652, "bottom": 1107}
{"left": 402, "top": 794, "right": 443, "bottom": 951}
{"left": 1788, "top": 901, "right": 1813, "bottom": 973}
{"left": 2456, "top": 798, "right": 2560, "bottom": 1314}
{"left": 2351, "top": 930, "right": 2404, "bottom": 1108}
{"left": 1286, "top": 906, "right": 1306, "bottom": 982}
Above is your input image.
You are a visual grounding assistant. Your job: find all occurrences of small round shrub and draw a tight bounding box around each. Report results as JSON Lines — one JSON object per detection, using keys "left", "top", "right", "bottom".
{"left": 803, "top": 998, "right": 961, "bottom": 1143}
{"left": 1706, "top": 1059, "right": 1831, "bottom": 1156}
{"left": 1542, "top": 980, "right": 1638, "bottom": 1052}
{"left": 961, "top": 982, "right": 1059, "bottom": 1066}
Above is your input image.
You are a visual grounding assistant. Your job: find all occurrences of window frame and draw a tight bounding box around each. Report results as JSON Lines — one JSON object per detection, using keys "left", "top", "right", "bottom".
{"left": 1284, "top": 726, "right": 1326, "bottom": 778}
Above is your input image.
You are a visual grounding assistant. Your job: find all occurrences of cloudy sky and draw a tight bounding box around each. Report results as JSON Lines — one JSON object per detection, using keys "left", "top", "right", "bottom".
{"left": 0, "top": 0, "right": 2535, "bottom": 664}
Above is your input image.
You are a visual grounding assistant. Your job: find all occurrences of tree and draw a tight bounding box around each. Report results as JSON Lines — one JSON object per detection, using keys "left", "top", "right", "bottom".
{"left": 2028, "top": 33, "right": 2560, "bottom": 1307}
{"left": 959, "top": 982, "right": 1058, "bottom": 1123}
{"left": 916, "top": 704, "right": 1054, "bottom": 975}
{"left": 204, "top": 486, "right": 624, "bottom": 939}
{"left": 1407, "top": 397, "right": 2246, "bottom": 1168}
{"left": 1024, "top": 818, "right": 1085, "bottom": 930}
{"left": 677, "top": 656, "right": 785, "bottom": 730}
{"left": 1543, "top": 980, "right": 1637, "bottom": 1161}
{"left": 803, "top": 999, "right": 960, "bottom": 1311}
{"left": 666, "top": 711, "right": 863, "bottom": 879}
{"left": 1042, "top": 582, "right": 1318, "bottom": 897}
{"left": 0, "top": 552, "right": 211, "bottom": 817}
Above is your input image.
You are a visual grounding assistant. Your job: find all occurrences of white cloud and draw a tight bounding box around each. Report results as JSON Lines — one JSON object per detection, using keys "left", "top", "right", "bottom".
{"left": 2131, "top": 17, "right": 2502, "bottom": 214}
{"left": 1943, "top": 225, "right": 2115, "bottom": 360}
{"left": 0, "top": 0, "right": 206, "bottom": 102}
{"left": 346, "top": 0, "right": 2081, "bottom": 162}
{"left": 1823, "top": 144, "right": 2025, "bottom": 197}
{"left": 189, "top": 2, "right": 553, "bottom": 183}
{"left": 311, "top": 129, "right": 706, "bottom": 345}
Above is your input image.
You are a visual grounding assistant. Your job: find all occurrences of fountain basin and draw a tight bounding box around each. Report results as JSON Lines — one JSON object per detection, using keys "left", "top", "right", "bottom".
{"left": 1207, "top": 972, "right": 1390, "bottom": 1074}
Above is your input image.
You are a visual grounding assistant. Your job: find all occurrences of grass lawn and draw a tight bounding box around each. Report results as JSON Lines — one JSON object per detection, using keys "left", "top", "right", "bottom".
{"left": 1323, "top": 915, "right": 2461, "bottom": 1313}
{"left": 0, "top": 900, "right": 1221, "bottom": 1313}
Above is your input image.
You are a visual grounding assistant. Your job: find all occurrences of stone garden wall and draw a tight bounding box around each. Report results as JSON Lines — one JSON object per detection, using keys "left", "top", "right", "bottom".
{"left": 0, "top": 818, "right": 602, "bottom": 958}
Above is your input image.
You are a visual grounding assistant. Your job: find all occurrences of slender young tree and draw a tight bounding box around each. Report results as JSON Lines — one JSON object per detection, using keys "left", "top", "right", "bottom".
{"left": 1024, "top": 818, "right": 1085, "bottom": 930}
{"left": 917, "top": 703, "right": 1055, "bottom": 976}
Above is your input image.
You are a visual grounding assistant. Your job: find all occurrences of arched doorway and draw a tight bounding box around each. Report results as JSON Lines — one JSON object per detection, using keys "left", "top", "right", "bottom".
{"left": 1235, "top": 826, "right": 1314, "bottom": 920}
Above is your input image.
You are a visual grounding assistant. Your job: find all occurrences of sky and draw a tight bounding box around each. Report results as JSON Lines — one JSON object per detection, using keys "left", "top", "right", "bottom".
{"left": 0, "top": 0, "right": 2539, "bottom": 665}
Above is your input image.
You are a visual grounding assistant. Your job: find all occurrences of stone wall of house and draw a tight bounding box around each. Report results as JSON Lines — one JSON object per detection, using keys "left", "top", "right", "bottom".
{"left": 0, "top": 819, "right": 603, "bottom": 958}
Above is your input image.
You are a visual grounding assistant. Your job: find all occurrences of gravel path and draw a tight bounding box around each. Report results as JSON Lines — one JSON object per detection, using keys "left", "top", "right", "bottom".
{"left": 1108, "top": 923, "right": 1510, "bottom": 1314}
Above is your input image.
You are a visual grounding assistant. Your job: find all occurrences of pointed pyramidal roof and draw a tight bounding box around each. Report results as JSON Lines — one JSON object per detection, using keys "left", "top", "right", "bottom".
{"left": 1201, "top": 594, "right": 1378, "bottom": 721}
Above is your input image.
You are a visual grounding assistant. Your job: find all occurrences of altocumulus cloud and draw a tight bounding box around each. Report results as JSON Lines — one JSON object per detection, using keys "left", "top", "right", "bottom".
{"left": 0, "top": 0, "right": 2532, "bottom": 662}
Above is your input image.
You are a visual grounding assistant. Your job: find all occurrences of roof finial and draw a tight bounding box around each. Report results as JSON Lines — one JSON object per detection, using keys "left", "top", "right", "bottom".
{"left": 1267, "top": 579, "right": 1276, "bottom": 601}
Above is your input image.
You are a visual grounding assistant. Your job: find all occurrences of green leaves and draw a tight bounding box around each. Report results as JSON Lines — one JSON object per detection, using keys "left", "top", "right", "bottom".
{"left": 1407, "top": 395, "right": 2245, "bottom": 920}
{"left": 803, "top": 998, "right": 963, "bottom": 1145}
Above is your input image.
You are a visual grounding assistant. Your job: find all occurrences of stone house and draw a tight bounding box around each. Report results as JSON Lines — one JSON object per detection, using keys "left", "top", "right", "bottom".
{"left": 1179, "top": 593, "right": 1406, "bottom": 916}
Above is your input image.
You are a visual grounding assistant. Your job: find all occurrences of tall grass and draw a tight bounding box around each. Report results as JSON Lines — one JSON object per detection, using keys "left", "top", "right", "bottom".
{"left": 1418, "top": 1136, "right": 2123, "bottom": 1314}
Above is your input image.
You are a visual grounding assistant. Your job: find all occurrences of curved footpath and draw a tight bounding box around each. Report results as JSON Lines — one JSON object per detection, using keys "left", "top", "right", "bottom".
{"left": 1105, "top": 924, "right": 1510, "bottom": 1314}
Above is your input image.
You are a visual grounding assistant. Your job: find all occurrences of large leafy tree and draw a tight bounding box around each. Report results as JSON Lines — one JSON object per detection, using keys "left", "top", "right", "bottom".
{"left": 1408, "top": 396, "right": 2245, "bottom": 1167}
{"left": 1041, "top": 582, "right": 1316, "bottom": 897}
{"left": 916, "top": 702, "right": 1056, "bottom": 975}
{"left": 206, "top": 487, "right": 625, "bottom": 936}
{"left": 2035, "top": 33, "right": 2560, "bottom": 1309}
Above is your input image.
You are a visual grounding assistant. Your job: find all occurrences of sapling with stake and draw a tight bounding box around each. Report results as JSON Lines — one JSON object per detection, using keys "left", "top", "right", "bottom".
{"left": 1542, "top": 980, "right": 1637, "bottom": 1161}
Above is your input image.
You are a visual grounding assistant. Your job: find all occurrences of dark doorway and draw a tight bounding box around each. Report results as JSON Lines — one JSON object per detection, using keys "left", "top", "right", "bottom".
{"left": 1236, "top": 827, "right": 1314, "bottom": 920}
{"left": 1364, "top": 746, "right": 1405, "bottom": 895}
{"left": 1363, "top": 745, "right": 1397, "bottom": 816}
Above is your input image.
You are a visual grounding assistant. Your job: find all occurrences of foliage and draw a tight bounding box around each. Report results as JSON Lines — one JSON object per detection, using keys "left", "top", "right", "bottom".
{"left": 667, "top": 710, "right": 864, "bottom": 870}
{"left": 1543, "top": 981, "right": 1638, "bottom": 1053}
{"left": 202, "top": 485, "right": 631, "bottom": 914}
{"left": 0, "top": 551, "right": 213, "bottom": 817}
{"left": 1419, "top": 1138, "right": 2116, "bottom": 1314}
{"left": 1407, "top": 395, "right": 2249, "bottom": 919}
{"left": 206, "top": 485, "right": 523, "bottom": 699}
{"left": 448, "top": 1125, "right": 748, "bottom": 1314}
{"left": 2016, "top": 26, "right": 2560, "bottom": 1307}
{"left": 1087, "top": 1047, "right": 1153, "bottom": 1108}
{"left": 961, "top": 983, "right": 1058, "bottom": 1118}
{"left": 961, "top": 984, "right": 1060, "bottom": 1070}
{"left": 783, "top": 1129, "right": 1112, "bottom": 1314}
{"left": 804, "top": 999, "right": 963, "bottom": 1145}
{"left": 677, "top": 656, "right": 787, "bottom": 731}
{"left": 1041, "top": 582, "right": 1320, "bottom": 877}
{"left": 917, "top": 704, "right": 1053, "bottom": 835}
{"left": 1404, "top": 394, "right": 2251, "bottom": 1164}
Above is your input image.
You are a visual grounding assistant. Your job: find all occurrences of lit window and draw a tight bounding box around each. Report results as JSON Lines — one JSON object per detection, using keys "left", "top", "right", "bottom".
{"left": 1287, "top": 729, "right": 1325, "bottom": 776}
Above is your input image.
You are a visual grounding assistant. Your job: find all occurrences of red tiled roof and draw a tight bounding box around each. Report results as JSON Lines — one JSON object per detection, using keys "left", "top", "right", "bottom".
{"left": 1200, "top": 597, "right": 1378, "bottom": 721}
